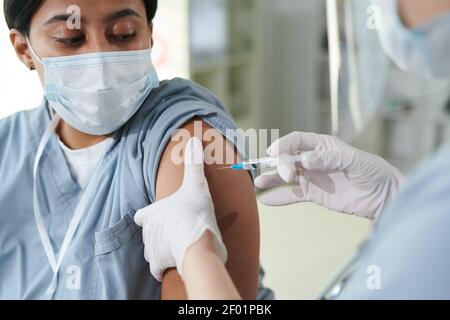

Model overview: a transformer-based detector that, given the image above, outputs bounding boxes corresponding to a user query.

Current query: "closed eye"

[53,36,85,47]
[112,32,137,42]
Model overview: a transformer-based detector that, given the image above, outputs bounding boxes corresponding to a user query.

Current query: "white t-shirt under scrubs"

[58,138,113,189]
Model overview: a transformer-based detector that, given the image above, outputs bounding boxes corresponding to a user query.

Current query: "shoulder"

[135,78,230,124]
[0,107,45,146]
[153,78,225,106]
[155,118,242,199]
[123,79,253,207]
[380,145,450,226]
[127,78,234,147]
[0,106,46,169]
[128,79,242,202]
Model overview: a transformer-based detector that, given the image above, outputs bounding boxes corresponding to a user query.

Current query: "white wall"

[258,0,326,135]
[0,1,43,118]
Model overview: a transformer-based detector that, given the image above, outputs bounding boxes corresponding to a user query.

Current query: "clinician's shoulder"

[378,144,450,227]
[337,145,450,299]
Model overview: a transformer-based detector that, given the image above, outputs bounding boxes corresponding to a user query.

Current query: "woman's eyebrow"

[43,9,142,26]
[105,8,142,22]
[44,14,85,26]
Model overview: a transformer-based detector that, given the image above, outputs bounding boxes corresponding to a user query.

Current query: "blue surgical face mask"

[27,39,159,135]
[374,0,450,79]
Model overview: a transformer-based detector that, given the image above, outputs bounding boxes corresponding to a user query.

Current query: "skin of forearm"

[182,232,242,300]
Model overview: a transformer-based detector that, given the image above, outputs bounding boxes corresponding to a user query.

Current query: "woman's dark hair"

[3,0,158,35]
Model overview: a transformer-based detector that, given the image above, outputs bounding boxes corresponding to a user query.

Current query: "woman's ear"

[10,29,35,70]
[149,22,154,48]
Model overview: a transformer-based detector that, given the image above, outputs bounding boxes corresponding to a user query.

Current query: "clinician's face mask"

[374,0,450,79]
[27,39,159,135]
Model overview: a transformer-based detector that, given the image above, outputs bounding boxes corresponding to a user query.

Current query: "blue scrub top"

[336,143,450,299]
[0,78,274,300]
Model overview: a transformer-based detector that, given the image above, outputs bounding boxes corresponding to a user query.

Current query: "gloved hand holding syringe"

[223,155,309,215]
[252,132,405,220]
[222,154,305,171]
[224,132,405,221]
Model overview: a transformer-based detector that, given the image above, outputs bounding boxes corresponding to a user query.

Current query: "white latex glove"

[134,137,228,281]
[255,132,406,220]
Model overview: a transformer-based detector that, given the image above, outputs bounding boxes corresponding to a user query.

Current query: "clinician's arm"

[156,119,260,300]
[183,232,241,300]
[336,149,450,299]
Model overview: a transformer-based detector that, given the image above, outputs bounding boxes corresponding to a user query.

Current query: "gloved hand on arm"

[255,132,406,220]
[134,137,227,282]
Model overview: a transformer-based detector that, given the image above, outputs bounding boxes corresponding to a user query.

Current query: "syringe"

[224,154,304,171]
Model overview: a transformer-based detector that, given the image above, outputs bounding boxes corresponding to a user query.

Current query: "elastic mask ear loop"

[26,37,56,118]
[26,37,43,65]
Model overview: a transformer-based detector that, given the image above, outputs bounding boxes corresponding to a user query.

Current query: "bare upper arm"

[155,119,260,300]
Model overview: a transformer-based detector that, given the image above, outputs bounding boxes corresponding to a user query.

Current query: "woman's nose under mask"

[27,38,160,136]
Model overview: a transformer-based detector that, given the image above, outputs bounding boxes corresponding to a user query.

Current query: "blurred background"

[1,0,450,299]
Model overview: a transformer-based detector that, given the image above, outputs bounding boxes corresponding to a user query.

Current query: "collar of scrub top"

[32,110,113,299]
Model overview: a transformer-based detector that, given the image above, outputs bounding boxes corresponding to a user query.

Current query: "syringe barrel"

[238,154,304,171]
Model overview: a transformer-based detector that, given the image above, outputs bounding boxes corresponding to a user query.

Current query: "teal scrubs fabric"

[0,78,274,300]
